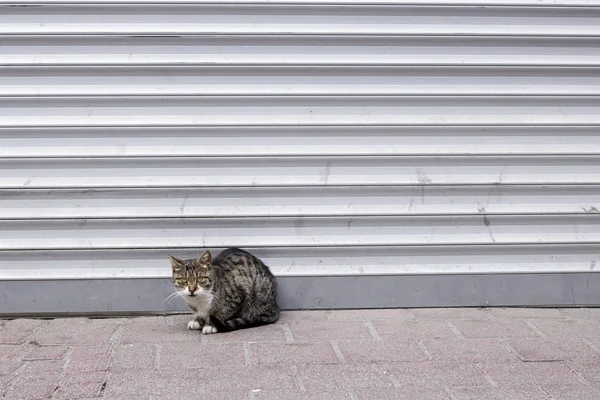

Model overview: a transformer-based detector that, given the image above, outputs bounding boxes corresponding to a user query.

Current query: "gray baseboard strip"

[2,273,600,317]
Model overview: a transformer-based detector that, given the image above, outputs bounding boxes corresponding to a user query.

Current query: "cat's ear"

[197,250,212,265]
[168,255,185,271]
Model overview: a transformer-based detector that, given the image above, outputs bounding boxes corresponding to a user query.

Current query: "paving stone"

[505,338,600,364]
[411,308,491,319]
[201,323,287,344]
[451,386,551,400]
[54,371,106,400]
[105,370,199,398]
[205,390,256,400]
[526,319,600,339]
[479,361,582,387]
[112,343,156,370]
[31,318,120,345]
[450,319,540,339]
[422,339,517,363]
[388,361,488,388]
[67,345,111,372]
[352,387,450,400]
[561,308,600,321]
[542,384,600,400]
[287,320,373,341]
[2,376,59,400]
[0,345,23,375]
[22,345,69,361]
[0,344,24,361]
[159,342,246,369]
[489,308,567,319]
[200,365,297,393]
[250,342,340,365]
[297,364,395,390]
[335,340,429,363]
[0,319,45,344]
[0,360,22,376]
[278,311,332,323]
[371,319,456,340]
[2,360,63,399]
[121,316,201,344]
[327,309,414,321]
[254,389,351,400]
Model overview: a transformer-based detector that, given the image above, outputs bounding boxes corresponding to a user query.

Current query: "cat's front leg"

[201,315,218,334]
[187,315,205,330]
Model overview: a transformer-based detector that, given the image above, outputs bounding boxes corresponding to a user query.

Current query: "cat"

[168,247,280,334]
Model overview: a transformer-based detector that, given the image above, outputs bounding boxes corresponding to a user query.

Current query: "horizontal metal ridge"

[1,2,599,37]
[2,35,599,67]
[2,244,600,279]
[1,95,599,127]
[1,185,598,220]
[2,155,600,189]
[1,1,599,6]
[1,215,599,251]
[3,126,599,158]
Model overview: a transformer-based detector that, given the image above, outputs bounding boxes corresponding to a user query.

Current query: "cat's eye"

[179,279,187,284]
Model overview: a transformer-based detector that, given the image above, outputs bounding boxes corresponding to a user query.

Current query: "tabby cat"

[168,247,280,334]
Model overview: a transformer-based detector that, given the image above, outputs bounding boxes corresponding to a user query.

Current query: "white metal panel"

[3,37,600,67]
[2,215,600,250]
[2,126,600,157]
[0,0,599,285]
[1,245,599,280]
[1,186,598,219]
[2,156,600,188]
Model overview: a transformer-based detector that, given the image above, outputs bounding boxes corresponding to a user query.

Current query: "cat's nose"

[188,286,197,295]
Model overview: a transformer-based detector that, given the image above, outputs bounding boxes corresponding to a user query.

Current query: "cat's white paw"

[187,320,201,330]
[202,325,218,335]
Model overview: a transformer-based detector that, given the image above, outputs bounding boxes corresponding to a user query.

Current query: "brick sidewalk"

[1,308,600,399]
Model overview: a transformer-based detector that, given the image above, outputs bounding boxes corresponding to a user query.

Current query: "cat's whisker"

[161,290,183,304]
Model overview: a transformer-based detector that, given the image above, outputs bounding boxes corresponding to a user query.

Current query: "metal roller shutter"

[1,0,600,314]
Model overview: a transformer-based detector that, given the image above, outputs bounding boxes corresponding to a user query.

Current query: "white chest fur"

[184,292,214,319]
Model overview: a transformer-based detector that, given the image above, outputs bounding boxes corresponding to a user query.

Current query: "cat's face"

[169,251,213,297]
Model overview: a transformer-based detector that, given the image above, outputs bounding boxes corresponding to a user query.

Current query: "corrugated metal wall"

[1,1,600,311]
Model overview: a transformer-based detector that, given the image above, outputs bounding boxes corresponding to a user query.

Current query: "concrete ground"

[1,308,600,400]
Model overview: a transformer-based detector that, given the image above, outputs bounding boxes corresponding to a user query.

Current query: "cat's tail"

[210,313,279,332]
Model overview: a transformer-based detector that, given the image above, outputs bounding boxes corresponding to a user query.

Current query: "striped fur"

[170,248,280,333]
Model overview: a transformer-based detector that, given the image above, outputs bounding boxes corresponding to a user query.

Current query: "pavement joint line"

[329,340,346,364]
[446,320,465,340]
[387,370,402,388]
[483,371,498,387]
[154,344,162,369]
[107,319,127,370]
[289,365,306,391]
[498,339,524,361]
[416,340,433,361]
[581,338,600,355]
[445,386,459,400]
[363,320,381,341]
[562,361,589,385]
[523,319,549,339]
[51,346,74,400]
[540,385,556,400]
[243,341,252,366]
[280,323,295,342]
